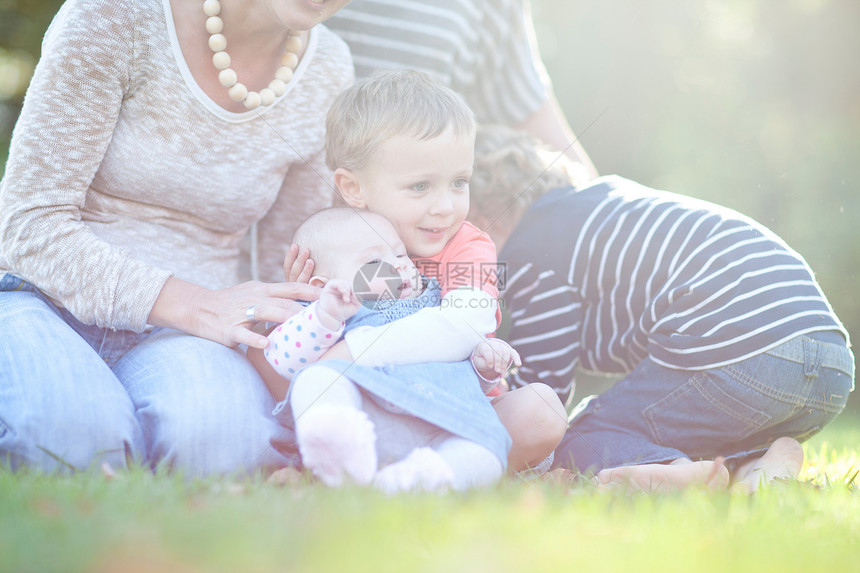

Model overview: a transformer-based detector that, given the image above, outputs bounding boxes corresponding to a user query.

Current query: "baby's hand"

[317,279,361,328]
[471,338,521,391]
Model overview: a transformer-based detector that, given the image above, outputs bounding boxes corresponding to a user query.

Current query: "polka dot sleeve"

[263,301,345,380]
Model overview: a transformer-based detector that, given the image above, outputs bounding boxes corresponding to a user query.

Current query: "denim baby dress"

[275,279,512,468]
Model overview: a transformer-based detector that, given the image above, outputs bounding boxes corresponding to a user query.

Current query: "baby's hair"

[292,207,385,276]
[325,69,476,172]
[469,124,575,226]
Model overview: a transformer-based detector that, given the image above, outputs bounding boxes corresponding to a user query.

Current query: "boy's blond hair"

[469,124,576,227]
[325,69,476,172]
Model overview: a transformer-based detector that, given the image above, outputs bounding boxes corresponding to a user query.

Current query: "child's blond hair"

[469,124,576,227]
[325,69,476,172]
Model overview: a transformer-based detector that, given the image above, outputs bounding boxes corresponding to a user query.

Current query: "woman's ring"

[245,305,258,322]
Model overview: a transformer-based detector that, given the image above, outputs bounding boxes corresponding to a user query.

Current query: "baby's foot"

[295,405,377,487]
[732,436,804,494]
[595,458,730,493]
[373,447,455,494]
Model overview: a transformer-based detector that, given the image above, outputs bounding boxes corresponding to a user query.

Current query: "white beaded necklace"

[202,0,302,110]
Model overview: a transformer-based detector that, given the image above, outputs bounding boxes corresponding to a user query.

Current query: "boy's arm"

[343,287,497,366]
[345,223,502,366]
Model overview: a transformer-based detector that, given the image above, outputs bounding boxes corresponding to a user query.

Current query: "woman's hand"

[283,243,315,283]
[148,277,321,349]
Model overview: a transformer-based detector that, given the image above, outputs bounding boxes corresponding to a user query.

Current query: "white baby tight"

[289,365,502,492]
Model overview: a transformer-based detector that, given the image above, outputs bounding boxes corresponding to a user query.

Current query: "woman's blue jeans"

[0,274,297,476]
[553,330,855,474]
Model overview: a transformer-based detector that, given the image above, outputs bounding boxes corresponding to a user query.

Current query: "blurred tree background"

[1,1,858,412]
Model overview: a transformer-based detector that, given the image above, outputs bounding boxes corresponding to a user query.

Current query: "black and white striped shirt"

[500,177,847,403]
[325,0,548,123]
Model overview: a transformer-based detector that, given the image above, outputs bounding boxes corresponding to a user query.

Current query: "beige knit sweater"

[0,0,353,332]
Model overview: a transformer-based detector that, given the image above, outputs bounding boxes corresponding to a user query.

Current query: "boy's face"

[325,214,422,300]
[347,128,475,259]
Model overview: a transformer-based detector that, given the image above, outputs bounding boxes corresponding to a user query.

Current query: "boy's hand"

[283,243,315,283]
[471,338,521,387]
[317,279,361,328]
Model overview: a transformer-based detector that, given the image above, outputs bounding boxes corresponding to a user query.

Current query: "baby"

[262,207,518,493]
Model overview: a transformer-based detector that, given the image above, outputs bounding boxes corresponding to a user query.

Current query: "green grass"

[2,418,858,573]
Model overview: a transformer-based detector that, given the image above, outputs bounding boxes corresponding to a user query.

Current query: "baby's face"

[325,214,422,300]
[351,127,475,259]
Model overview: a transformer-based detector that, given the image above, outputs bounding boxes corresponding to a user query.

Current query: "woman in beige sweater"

[0,0,352,476]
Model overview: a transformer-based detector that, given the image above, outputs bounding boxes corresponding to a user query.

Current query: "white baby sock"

[295,404,378,487]
[290,366,378,487]
[436,437,504,491]
[373,447,455,494]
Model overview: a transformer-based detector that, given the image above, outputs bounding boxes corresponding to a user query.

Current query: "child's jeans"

[553,330,855,474]
[0,274,297,475]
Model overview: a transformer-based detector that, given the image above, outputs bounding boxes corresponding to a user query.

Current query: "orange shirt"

[413,221,501,327]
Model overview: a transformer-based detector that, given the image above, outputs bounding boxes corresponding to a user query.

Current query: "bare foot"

[731,437,804,494]
[267,467,304,486]
[541,468,579,487]
[595,458,730,493]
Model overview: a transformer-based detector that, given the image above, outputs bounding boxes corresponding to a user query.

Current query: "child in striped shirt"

[468,125,854,492]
